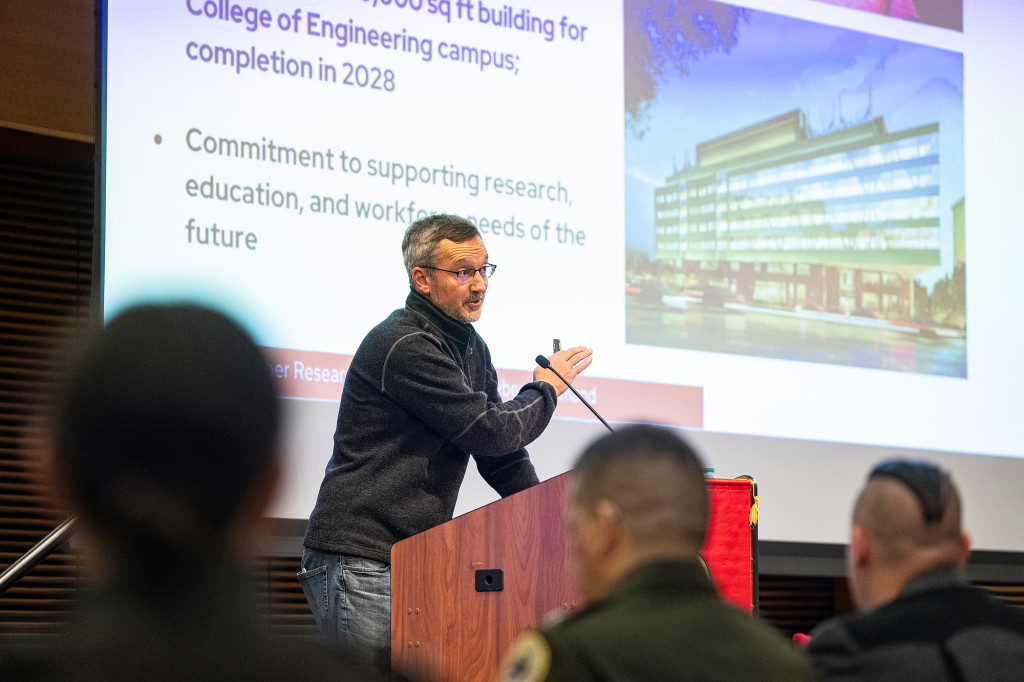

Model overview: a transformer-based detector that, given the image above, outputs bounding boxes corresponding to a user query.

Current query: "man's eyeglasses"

[420,264,497,283]
[869,459,944,524]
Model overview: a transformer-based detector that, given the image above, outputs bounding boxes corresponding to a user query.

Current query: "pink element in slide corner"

[824,0,918,20]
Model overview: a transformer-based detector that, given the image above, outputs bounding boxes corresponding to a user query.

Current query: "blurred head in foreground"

[569,423,708,603]
[51,303,280,575]
[846,458,969,611]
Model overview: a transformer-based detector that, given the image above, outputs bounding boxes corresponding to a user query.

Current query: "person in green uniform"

[497,424,814,682]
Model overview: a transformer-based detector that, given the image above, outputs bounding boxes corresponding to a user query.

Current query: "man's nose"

[470,271,487,291]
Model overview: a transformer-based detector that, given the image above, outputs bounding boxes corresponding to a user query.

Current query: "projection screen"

[99,0,1024,552]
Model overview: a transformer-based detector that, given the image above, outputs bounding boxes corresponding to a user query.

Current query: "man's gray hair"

[402,214,480,285]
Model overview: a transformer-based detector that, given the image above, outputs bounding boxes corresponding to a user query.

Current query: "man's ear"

[957,532,971,567]
[411,267,431,296]
[228,454,282,552]
[592,499,622,556]
[244,454,282,522]
[849,524,870,569]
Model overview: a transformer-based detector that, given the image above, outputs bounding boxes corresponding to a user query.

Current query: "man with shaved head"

[807,459,1024,680]
[498,424,814,681]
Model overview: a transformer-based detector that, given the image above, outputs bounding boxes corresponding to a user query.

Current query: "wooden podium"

[391,473,757,681]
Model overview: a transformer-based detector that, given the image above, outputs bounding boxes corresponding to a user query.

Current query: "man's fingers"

[543,346,593,390]
[565,352,598,378]
[556,346,592,367]
[565,356,593,380]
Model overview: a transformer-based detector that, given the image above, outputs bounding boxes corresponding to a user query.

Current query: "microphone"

[535,355,613,433]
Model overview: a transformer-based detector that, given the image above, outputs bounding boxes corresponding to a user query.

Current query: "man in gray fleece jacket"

[299,214,593,668]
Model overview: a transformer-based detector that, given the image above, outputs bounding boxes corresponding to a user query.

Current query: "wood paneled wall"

[0,0,95,140]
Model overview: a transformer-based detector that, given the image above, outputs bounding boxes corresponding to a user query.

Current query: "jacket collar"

[898,564,965,599]
[406,289,475,346]
[604,559,717,605]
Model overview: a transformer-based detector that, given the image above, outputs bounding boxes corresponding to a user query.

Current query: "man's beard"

[435,293,484,323]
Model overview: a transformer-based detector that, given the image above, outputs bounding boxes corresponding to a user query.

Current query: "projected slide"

[624,1,965,377]
[102,1,653,415]
[102,0,1023,509]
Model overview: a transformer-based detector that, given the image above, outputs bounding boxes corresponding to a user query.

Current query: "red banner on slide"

[264,347,703,429]
[265,347,354,401]
[492,368,703,429]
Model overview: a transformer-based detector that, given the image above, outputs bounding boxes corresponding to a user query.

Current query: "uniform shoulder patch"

[497,631,552,682]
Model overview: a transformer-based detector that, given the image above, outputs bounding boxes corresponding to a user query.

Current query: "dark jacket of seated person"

[809,565,1024,681]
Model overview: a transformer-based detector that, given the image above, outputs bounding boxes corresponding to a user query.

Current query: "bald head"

[847,459,969,610]
[572,425,708,558]
[853,461,963,566]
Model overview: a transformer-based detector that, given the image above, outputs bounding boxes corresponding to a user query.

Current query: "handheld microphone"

[535,355,613,433]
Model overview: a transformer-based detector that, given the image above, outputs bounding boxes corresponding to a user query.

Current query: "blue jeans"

[298,548,391,665]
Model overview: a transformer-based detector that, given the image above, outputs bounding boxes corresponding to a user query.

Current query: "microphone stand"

[535,355,613,433]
